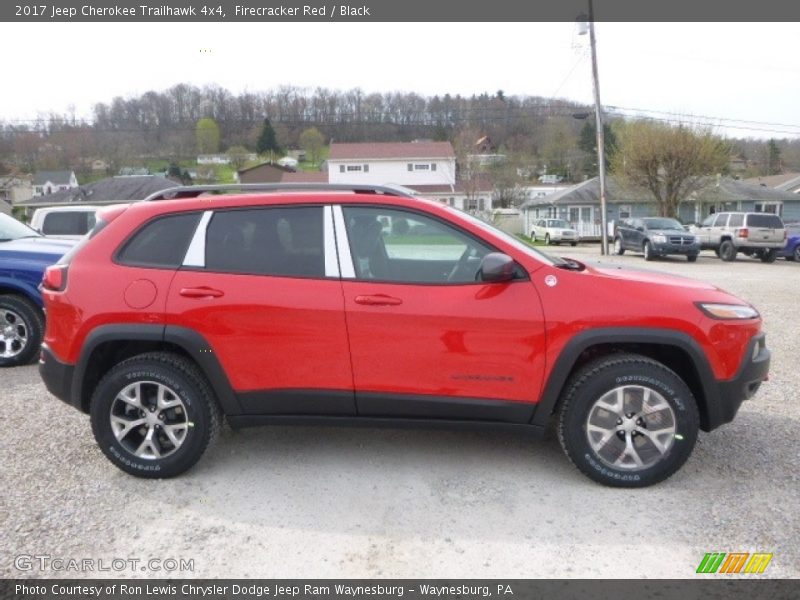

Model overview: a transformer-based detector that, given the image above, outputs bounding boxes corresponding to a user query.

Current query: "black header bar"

[3,0,800,22]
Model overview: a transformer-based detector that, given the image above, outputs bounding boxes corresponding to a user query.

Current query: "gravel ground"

[1,246,798,579]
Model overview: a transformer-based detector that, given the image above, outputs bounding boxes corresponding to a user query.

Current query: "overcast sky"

[2,22,798,139]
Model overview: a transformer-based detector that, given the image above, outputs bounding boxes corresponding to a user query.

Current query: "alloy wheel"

[109,381,189,459]
[0,309,28,359]
[585,385,677,471]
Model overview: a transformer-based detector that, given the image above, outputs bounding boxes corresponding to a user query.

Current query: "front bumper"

[651,241,700,256]
[39,344,80,412]
[703,333,770,431]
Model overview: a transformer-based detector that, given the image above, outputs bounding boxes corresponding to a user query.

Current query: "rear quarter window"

[116,212,201,268]
[747,214,784,228]
[42,211,94,236]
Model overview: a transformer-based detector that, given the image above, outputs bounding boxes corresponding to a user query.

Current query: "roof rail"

[141,183,420,203]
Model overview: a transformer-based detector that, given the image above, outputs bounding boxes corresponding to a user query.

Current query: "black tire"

[791,246,800,262]
[643,240,655,261]
[719,240,737,262]
[613,237,625,255]
[545,234,551,245]
[759,248,777,263]
[687,254,698,263]
[557,353,699,488]
[570,242,577,247]
[90,352,221,478]
[531,232,537,242]
[0,295,44,368]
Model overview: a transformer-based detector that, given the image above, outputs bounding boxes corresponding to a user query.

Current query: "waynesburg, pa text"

[15,584,514,598]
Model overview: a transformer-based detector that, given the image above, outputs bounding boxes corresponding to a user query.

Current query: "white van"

[30,206,99,239]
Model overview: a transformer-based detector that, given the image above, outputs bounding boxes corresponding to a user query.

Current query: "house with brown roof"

[235,162,296,184]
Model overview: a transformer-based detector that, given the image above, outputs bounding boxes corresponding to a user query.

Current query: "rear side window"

[117,213,201,268]
[728,214,744,227]
[714,213,729,226]
[42,212,95,236]
[747,214,784,228]
[204,206,324,278]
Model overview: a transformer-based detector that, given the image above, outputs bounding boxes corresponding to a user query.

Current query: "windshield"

[644,218,684,230]
[0,213,41,241]
[547,219,570,229]
[444,206,562,266]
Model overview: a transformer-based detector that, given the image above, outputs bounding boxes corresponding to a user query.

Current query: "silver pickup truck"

[695,212,786,262]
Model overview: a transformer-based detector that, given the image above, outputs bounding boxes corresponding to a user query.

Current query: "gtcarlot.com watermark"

[14,554,194,573]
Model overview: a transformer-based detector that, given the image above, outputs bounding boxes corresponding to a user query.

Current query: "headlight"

[651,234,667,243]
[696,303,759,320]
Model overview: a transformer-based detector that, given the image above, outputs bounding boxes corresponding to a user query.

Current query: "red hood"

[589,263,718,290]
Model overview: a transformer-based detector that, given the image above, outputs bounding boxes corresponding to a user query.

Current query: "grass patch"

[516,234,547,247]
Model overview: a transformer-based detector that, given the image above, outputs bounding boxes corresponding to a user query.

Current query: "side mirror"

[479,252,516,283]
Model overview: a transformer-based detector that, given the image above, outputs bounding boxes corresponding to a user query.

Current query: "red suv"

[39,184,770,487]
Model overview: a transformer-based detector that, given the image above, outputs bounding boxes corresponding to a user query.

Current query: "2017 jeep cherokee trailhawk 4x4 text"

[39,184,771,487]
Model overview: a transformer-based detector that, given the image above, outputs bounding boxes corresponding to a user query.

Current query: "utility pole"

[587,0,609,254]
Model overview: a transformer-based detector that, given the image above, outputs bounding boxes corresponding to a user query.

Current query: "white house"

[324,141,493,213]
[33,171,78,197]
[328,141,457,186]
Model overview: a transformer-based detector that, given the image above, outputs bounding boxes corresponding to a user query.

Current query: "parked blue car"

[778,226,800,262]
[0,213,76,367]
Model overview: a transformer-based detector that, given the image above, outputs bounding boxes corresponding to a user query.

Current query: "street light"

[578,0,609,255]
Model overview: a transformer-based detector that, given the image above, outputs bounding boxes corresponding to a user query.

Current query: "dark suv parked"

[39,184,770,487]
[613,217,700,262]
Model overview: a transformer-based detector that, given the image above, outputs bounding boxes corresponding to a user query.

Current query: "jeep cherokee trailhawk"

[39,184,771,487]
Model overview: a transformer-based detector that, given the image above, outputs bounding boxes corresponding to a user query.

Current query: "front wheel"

[557,354,699,487]
[0,295,43,368]
[570,242,577,247]
[687,254,698,263]
[531,232,537,242]
[545,234,551,245]
[90,352,221,478]
[643,241,655,261]
[613,237,625,255]
[792,245,800,262]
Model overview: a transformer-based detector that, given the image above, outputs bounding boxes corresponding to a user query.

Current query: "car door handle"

[179,286,224,299]
[354,294,403,306]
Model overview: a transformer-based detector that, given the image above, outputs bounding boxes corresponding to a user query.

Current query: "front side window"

[728,214,744,227]
[204,206,324,278]
[342,206,493,284]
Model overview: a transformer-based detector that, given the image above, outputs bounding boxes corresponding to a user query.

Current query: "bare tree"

[611,121,730,218]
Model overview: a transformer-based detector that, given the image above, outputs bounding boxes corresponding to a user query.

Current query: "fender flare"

[530,327,720,429]
[71,324,241,415]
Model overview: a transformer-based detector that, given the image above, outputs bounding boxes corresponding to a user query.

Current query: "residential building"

[16,175,178,218]
[235,163,296,184]
[32,170,78,197]
[742,172,800,195]
[521,176,800,239]
[0,176,34,205]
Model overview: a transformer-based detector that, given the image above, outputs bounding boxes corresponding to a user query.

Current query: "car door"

[166,205,355,415]
[335,204,546,422]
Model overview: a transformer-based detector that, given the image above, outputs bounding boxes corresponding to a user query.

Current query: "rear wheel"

[0,295,43,368]
[570,242,577,247]
[792,246,800,262]
[613,237,625,255]
[687,254,698,263]
[719,240,737,261]
[545,234,552,245]
[90,352,221,478]
[531,231,537,242]
[557,354,699,487]
[759,248,777,263]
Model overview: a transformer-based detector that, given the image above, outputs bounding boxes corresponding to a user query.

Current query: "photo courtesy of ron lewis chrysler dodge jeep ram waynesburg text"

[38,184,771,487]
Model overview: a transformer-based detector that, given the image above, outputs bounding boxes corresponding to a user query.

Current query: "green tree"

[611,121,730,218]
[579,121,617,177]
[299,127,325,166]
[226,145,251,171]
[767,139,782,175]
[256,118,279,155]
[195,118,220,154]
